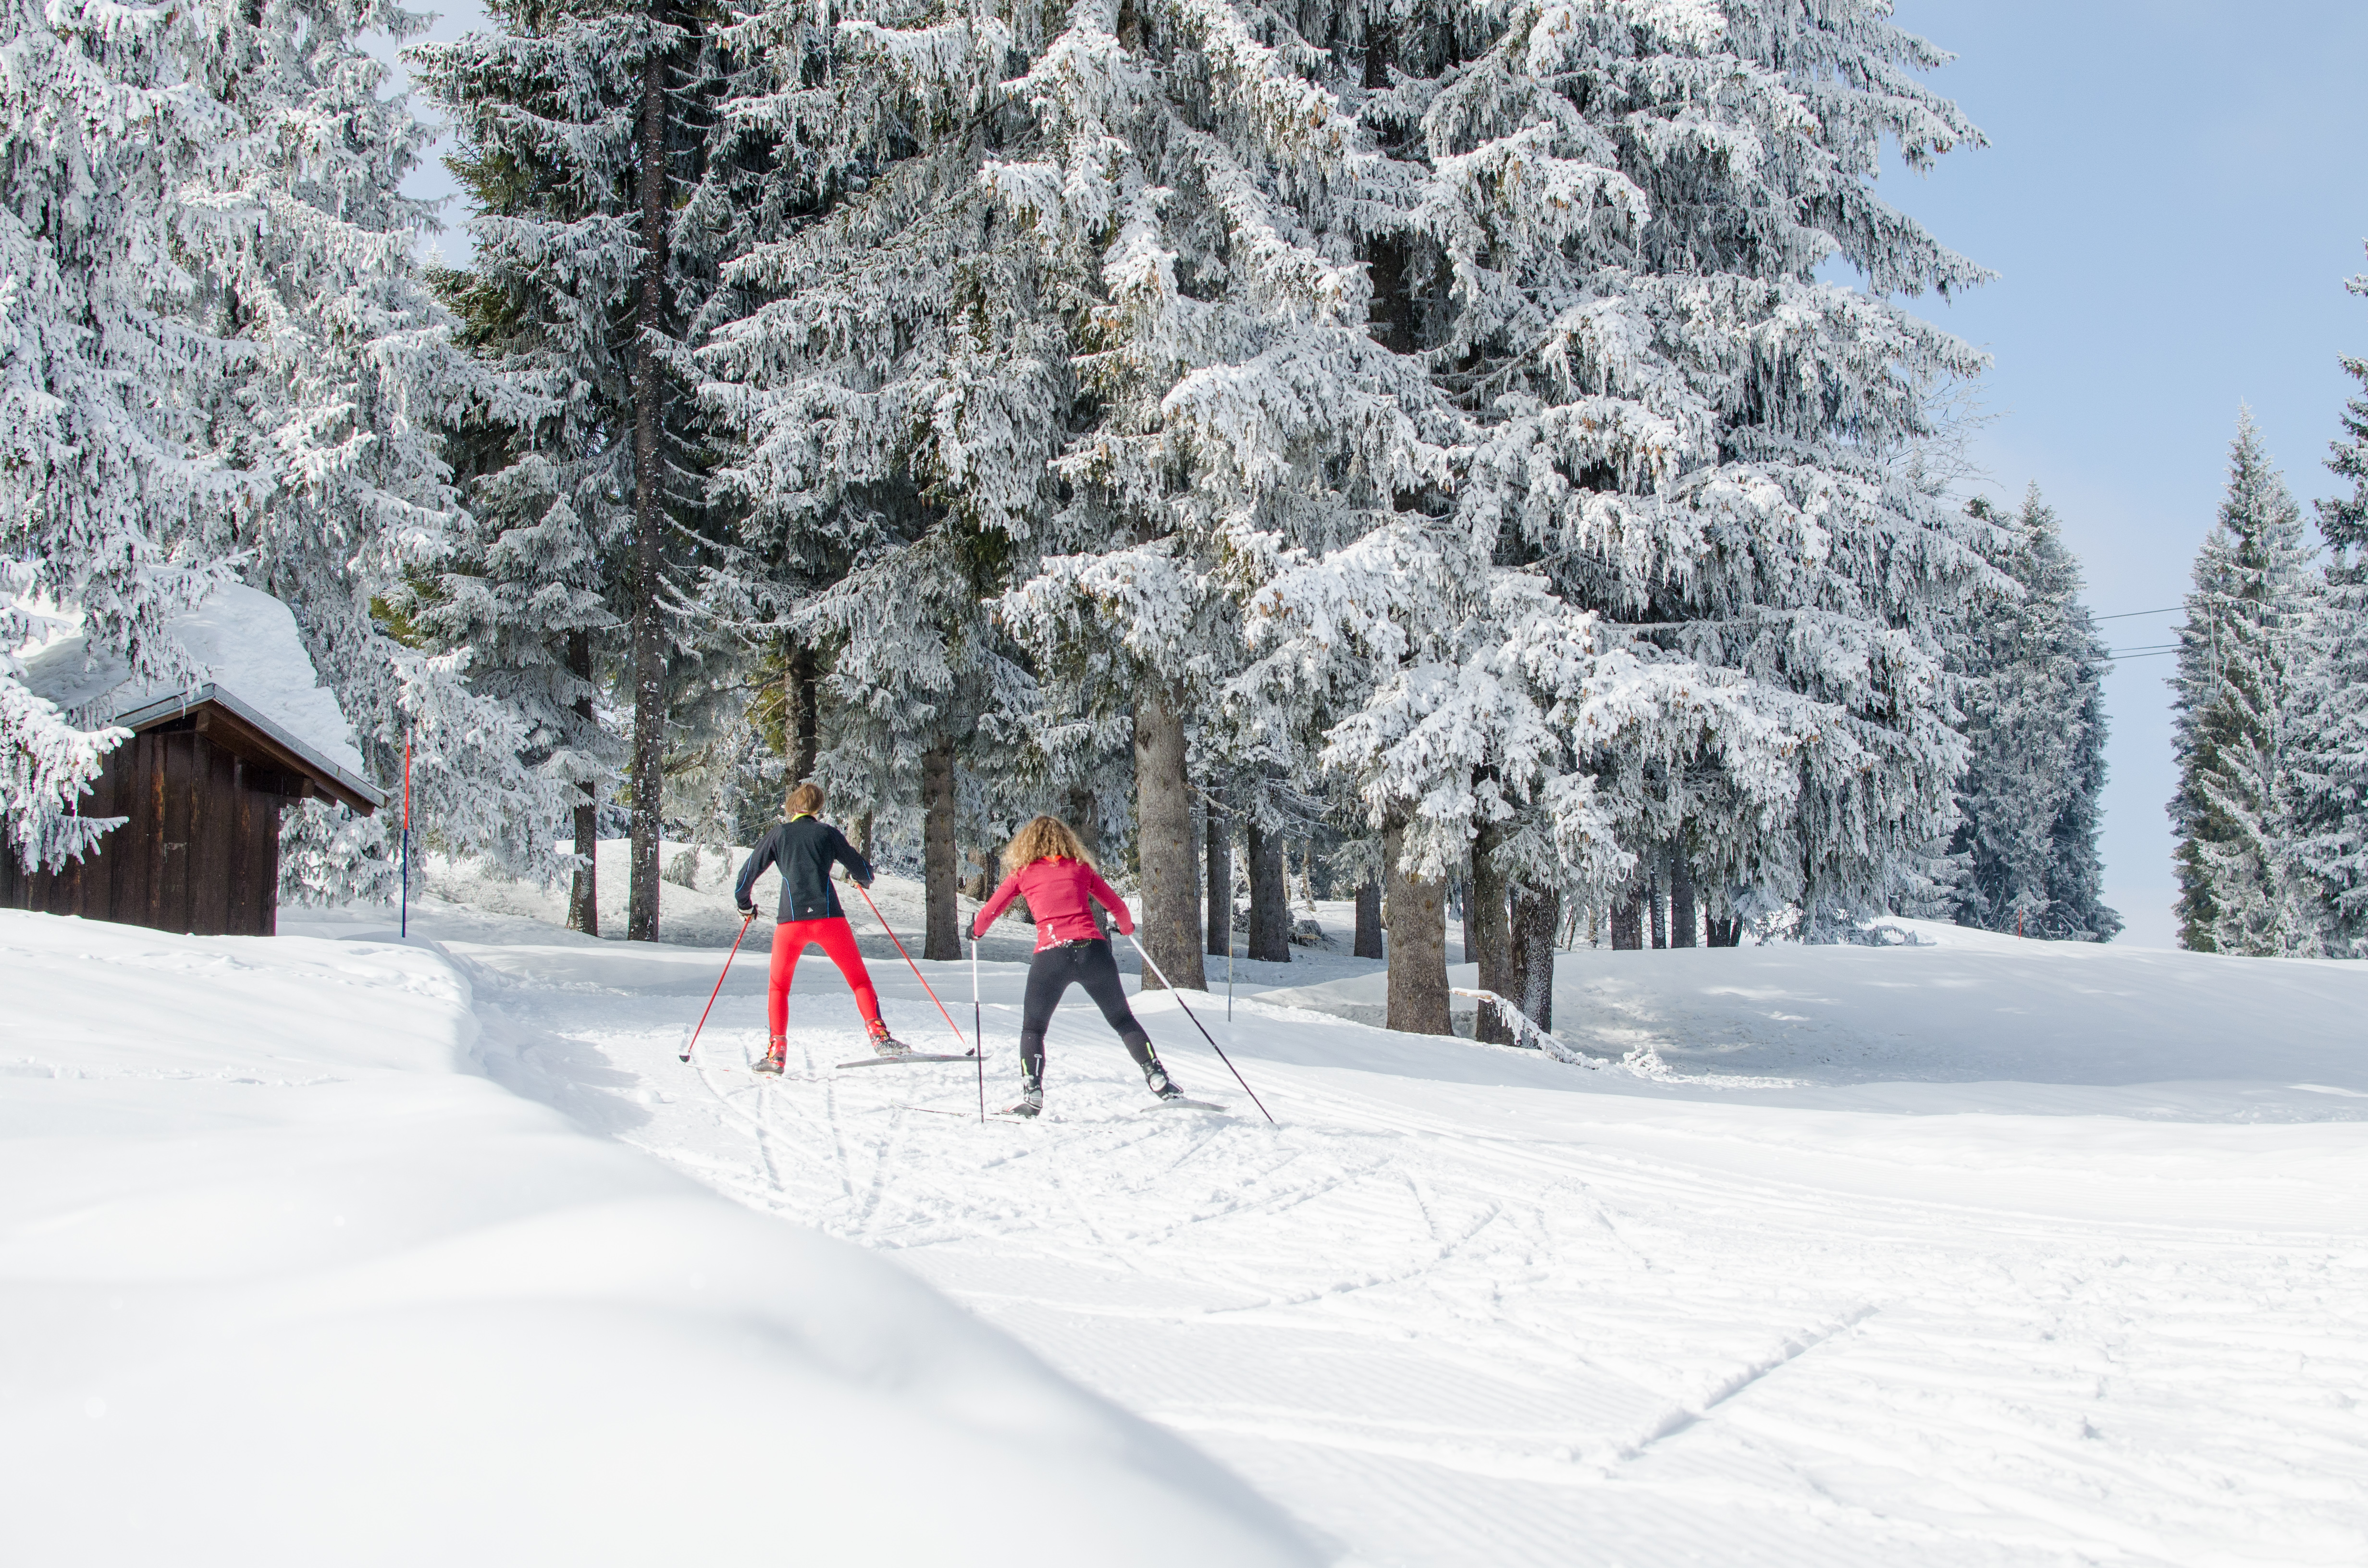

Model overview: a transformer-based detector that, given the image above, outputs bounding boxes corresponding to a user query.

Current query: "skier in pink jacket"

[973,814,1182,1117]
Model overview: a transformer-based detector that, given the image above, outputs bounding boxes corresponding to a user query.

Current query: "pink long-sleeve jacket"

[972,857,1135,950]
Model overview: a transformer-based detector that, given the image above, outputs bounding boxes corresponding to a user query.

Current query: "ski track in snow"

[440,930,2368,1568]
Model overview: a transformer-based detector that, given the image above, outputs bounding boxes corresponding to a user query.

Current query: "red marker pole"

[400,733,413,940]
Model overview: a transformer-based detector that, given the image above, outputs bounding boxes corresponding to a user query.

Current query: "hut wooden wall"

[0,727,284,936]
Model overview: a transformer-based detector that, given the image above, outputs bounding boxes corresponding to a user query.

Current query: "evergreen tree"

[2286,259,2368,956]
[1948,488,2119,940]
[695,0,1065,956]
[2170,412,2317,956]
[988,0,1443,993]
[412,0,748,941]
[204,0,574,902]
[2,0,552,895]
[1244,0,1998,1037]
[0,0,250,866]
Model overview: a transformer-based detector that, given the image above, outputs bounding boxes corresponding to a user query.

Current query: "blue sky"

[389,2,2368,945]
[1868,0,2368,944]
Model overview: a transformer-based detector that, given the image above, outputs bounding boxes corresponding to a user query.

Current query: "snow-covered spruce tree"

[412,0,751,941]
[1948,488,2119,940]
[193,0,581,904]
[1424,0,1995,944]
[1243,0,1996,1036]
[2286,262,2368,956]
[696,0,1067,957]
[411,264,621,928]
[990,0,1453,993]
[2170,412,2318,956]
[0,0,250,867]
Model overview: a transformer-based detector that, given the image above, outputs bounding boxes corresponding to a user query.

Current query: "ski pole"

[851,881,974,1055]
[971,934,985,1124]
[1125,931,1274,1124]
[681,912,755,1063]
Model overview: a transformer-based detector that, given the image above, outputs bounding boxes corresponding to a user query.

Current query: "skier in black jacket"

[734,783,907,1072]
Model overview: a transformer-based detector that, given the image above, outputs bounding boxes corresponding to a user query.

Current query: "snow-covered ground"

[0,909,1316,1566]
[7,865,2364,1565]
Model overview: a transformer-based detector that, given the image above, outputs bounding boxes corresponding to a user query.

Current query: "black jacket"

[735,816,873,922]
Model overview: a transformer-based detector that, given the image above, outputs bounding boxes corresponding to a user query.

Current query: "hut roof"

[21,587,385,815]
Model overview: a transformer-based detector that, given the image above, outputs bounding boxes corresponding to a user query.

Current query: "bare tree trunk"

[1706,912,1740,947]
[1247,814,1290,962]
[853,812,873,860]
[787,643,819,783]
[566,629,599,936]
[1133,690,1205,990]
[1382,818,1449,1034]
[1670,849,1697,948]
[1468,818,1512,1043]
[625,37,670,945]
[1354,877,1383,958]
[1204,785,1231,956]
[1610,884,1644,950]
[922,740,958,960]
[1649,856,1666,949]
[1508,887,1560,1032]
[1065,783,1100,859]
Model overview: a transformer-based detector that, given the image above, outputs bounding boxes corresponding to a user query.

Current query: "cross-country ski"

[835,1052,980,1070]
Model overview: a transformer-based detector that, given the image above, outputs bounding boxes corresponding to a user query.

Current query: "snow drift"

[0,910,1317,1566]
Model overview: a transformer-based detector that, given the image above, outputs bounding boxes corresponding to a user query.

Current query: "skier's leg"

[1073,940,1159,1068]
[1016,946,1075,1091]
[761,921,803,1073]
[811,916,885,1028]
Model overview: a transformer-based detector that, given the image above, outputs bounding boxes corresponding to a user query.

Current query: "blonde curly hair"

[1002,814,1091,875]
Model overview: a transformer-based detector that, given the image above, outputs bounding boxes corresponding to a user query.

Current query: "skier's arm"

[733,832,777,916]
[972,872,1023,938]
[1081,866,1135,936]
[832,829,875,888]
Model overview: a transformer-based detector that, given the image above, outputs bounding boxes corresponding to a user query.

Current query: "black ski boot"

[1143,1059,1184,1101]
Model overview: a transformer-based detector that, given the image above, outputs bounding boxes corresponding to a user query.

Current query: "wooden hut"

[2,594,384,937]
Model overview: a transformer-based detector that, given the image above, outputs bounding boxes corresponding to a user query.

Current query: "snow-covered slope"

[286,886,2366,1568]
[13,886,2366,1566]
[0,910,1317,1566]
[1258,917,2368,1113]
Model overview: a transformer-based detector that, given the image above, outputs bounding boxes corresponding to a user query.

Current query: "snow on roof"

[19,584,371,782]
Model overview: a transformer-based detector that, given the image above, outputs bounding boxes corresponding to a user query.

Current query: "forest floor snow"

[274,865,2368,1568]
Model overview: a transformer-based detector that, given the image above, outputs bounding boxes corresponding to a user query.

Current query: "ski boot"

[1004,1069,1044,1118]
[755,1037,787,1075]
[867,1019,913,1058]
[1142,1059,1184,1102]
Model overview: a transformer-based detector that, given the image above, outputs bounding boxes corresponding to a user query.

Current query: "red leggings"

[768,917,882,1039]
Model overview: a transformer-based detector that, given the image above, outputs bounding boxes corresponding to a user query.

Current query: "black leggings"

[1019,939,1155,1084]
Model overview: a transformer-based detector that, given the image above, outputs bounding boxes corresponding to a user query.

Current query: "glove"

[737,904,756,919]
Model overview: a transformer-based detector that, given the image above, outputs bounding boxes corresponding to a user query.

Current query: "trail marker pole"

[1125,932,1274,1124]
[851,882,973,1055]
[971,936,985,1124]
[400,733,412,940]
[682,912,755,1063]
